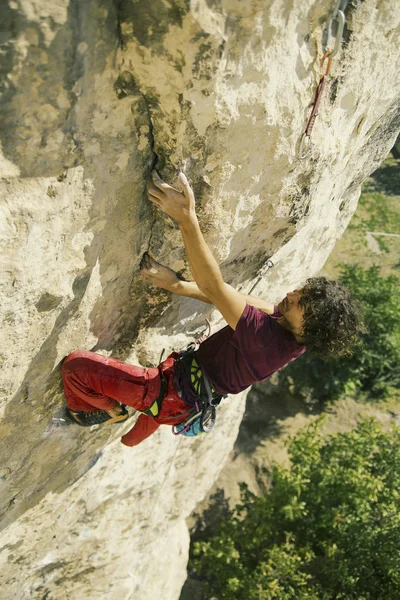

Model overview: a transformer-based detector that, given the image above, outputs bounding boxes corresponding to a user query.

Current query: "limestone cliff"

[0,1,399,598]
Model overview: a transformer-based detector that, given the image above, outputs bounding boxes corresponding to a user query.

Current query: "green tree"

[190,419,400,599]
[281,264,400,402]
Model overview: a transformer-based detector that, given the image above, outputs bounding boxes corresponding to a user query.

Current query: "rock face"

[0,0,399,598]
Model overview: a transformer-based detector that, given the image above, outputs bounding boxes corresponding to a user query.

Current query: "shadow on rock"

[233,378,324,456]
[364,155,400,196]
[0,269,122,533]
[180,488,232,600]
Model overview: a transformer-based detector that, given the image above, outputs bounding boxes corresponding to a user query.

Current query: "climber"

[62,171,364,446]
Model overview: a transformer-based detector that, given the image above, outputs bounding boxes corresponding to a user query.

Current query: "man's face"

[277,288,306,339]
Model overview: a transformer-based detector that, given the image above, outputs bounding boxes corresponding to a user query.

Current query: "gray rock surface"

[0,0,399,598]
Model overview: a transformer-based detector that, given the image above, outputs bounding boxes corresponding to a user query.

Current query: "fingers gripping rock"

[140,252,157,272]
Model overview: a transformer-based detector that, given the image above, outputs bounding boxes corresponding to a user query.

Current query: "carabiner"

[328,10,345,58]
[299,133,312,159]
[323,9,345,56]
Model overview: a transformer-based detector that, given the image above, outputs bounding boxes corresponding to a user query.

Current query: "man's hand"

[140,252,182,291]
[147,171,196,224]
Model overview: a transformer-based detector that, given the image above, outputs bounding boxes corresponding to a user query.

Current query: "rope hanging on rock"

[299,0,349,159]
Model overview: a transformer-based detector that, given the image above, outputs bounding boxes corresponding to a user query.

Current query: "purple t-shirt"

[193,304,306,395]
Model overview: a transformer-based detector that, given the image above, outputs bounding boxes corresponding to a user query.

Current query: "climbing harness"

[248,259,274,294]
[299,0,349,159]
[172,345,224,437]
[171,319,225,437]
[142,319,222,435]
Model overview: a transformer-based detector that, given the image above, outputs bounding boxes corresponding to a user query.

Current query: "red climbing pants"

[62,350,161,413]
[61,350,190,446]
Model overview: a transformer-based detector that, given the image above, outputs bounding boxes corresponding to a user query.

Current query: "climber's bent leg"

[61,350,161,413]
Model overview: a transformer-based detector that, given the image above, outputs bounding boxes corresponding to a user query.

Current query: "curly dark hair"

[299,277,366,359]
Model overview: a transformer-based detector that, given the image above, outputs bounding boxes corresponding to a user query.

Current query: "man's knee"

[61,350,87,376]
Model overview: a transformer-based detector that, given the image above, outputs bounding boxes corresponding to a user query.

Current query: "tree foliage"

[281,264,400,401]
[189,419,400,599]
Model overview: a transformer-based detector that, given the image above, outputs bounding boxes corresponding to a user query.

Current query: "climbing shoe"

[66,405,129,427]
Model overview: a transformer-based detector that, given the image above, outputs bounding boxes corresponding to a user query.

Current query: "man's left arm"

[140,254,274,314]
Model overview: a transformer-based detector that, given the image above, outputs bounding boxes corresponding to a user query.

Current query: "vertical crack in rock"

[342,0,361,46]
[63,0,86,168]
[0,2,24,104]
[112,66,168,345]
[114,68,160,254]
[146,101,160,253]
[114,0,124,50]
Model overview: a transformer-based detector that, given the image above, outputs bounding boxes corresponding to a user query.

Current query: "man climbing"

[62,172,364,446]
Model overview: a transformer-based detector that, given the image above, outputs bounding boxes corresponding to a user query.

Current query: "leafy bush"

[281,264,400,402]
[189,419,400,599]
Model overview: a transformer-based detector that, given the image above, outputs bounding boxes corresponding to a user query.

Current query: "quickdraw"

[151,320,222,436]
[299,0,349,159]
[171,320,226,437]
